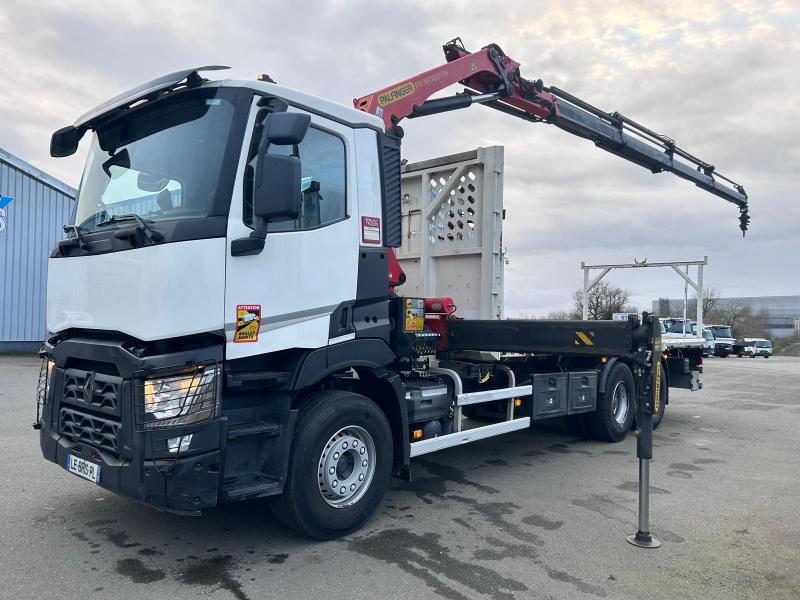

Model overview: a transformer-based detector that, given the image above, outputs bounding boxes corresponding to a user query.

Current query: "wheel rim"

[317,425,376,509]
[610,381,630,425]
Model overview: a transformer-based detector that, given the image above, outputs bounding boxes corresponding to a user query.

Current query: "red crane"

[354,39,749,285]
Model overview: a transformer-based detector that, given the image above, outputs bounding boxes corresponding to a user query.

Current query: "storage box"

[568,371,597,414]
[532,373,568,419]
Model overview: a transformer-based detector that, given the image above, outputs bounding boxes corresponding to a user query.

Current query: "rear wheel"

[590,363,635,442]
[269,390,392,539]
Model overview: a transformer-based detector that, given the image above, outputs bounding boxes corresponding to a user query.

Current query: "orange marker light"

[412,429,423,440]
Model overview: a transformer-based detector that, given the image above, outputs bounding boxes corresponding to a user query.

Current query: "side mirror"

[253,153,301,222]
[51,125,85,158]
[230,112,310,257]
[263,112,310,145]
[252,112,310,222]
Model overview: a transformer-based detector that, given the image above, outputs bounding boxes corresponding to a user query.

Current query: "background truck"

[36,39,748,539]
[706,324,736,357]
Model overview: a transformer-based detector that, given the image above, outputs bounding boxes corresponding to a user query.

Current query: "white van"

[737,338,772,358]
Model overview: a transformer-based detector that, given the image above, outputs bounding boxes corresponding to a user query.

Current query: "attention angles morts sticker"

[234,304,261,343]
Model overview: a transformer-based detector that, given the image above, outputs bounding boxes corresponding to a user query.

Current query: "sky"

[1,0,798,316]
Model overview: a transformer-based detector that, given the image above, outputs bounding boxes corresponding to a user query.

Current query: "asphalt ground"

[1,354,798,600]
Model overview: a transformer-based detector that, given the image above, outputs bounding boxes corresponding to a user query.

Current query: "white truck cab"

[706,324,735,357]
[48,77,392,354]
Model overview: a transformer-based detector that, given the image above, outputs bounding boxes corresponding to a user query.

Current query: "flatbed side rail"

[446,319,636,356]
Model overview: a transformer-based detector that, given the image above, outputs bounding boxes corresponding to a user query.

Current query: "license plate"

[66,454,101,484]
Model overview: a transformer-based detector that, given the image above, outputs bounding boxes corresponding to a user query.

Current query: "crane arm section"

[354,38,749,234]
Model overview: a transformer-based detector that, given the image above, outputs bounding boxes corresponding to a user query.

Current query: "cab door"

[224,99,359,360]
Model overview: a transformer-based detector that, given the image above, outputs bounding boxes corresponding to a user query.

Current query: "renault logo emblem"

[83,372,94,402]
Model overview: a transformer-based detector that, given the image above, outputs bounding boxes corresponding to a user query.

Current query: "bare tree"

[732,307,769,338]
[706,299,765,336]
[687,286,720,319]
[703,287,720,316]
[573,281,631,320]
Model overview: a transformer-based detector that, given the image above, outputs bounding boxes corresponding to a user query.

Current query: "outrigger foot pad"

[626,531,662,548]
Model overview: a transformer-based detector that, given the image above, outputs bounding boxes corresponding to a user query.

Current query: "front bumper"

[714,344,733,355]
[40,420,222,513]
[38,336,225,513]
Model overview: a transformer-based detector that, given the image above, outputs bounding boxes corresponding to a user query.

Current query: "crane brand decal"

[378,82,416,107]
[361,216,381,244]
[233,305,261,343]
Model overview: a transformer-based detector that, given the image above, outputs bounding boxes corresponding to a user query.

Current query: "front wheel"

[269,390,393,539]
[590,363,635,442]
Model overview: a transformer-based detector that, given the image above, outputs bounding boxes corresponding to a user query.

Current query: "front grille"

[59,407,121,455]
[62,369,122,416]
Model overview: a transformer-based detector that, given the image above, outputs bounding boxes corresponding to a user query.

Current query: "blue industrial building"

[0,147,76,352]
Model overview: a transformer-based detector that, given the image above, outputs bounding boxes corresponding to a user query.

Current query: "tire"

[652,364,667,430]
[737,354,743,358]
[589,363,636,442]
[269,390,393,539]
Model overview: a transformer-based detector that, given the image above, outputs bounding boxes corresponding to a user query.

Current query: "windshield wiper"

[98,213,163,243]
[62,224,91,249]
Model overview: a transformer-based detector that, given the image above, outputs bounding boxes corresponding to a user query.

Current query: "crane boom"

[354,38,750,234]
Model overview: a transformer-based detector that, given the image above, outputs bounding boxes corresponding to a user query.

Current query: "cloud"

[0,0,796,316]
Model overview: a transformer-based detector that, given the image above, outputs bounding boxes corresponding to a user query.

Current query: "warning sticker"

[233,305,261,343]
[404,298,425,332]
[361,216,381,244]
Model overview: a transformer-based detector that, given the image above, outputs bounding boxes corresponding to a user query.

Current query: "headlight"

[142,365,219,429]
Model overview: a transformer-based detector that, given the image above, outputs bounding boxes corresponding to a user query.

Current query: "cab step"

[226,421,281,440]
[222,475,282,501]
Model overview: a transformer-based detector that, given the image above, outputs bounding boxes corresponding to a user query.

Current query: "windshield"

[666,321,692,334]
[73,88,238,232]
[756,341,771,348]
[703,330,714,341]
[710,326,733,338]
